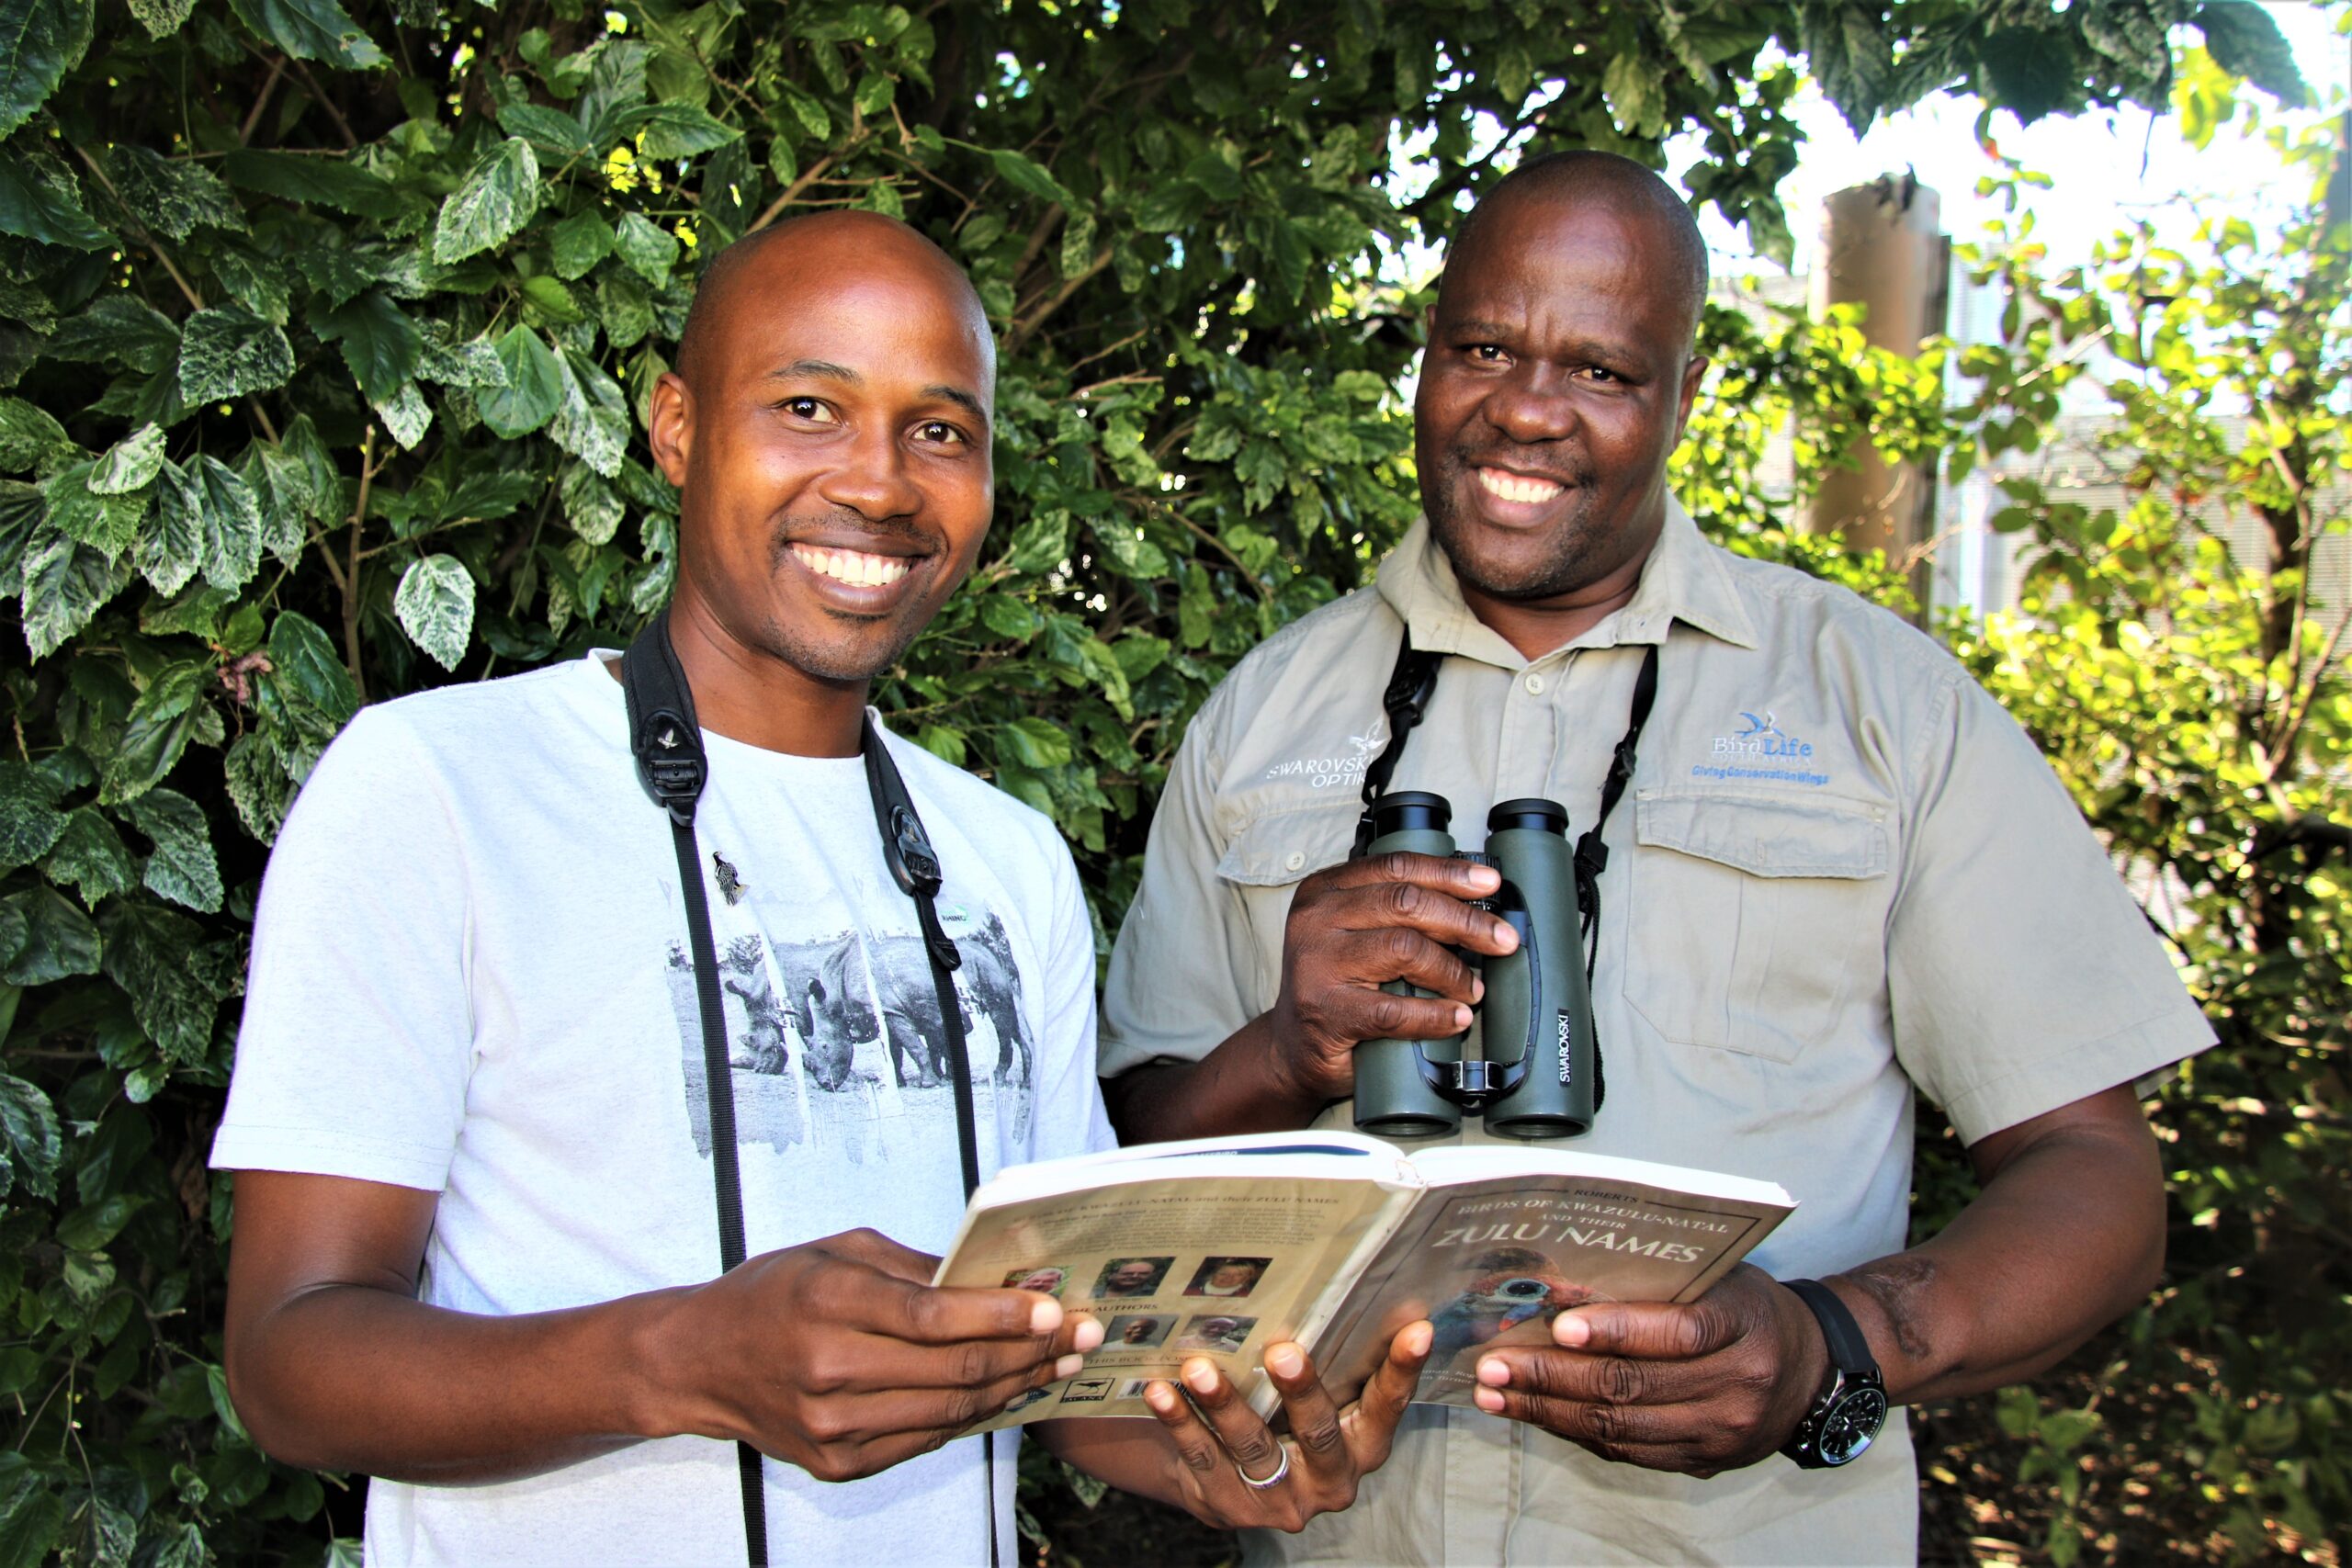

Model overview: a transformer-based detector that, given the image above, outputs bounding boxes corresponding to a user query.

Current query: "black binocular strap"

[1356,624,1660,954]
[862,733,985,1201]
[1572,641,1660,980]
[1353,633,1443,856]
[623,613,997,1568]
[622,617,769,1565]
[858,722,1001,1568]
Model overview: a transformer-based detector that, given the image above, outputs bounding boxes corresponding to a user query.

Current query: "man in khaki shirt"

[1099,152,2213,1564]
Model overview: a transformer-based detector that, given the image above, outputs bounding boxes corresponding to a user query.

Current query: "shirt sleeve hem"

[1939,1010,2217,1146]
[209,1124,452,1192]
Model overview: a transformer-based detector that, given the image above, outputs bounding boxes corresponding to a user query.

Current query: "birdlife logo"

[1691,709,1829,787]
[1263,716,1389,790]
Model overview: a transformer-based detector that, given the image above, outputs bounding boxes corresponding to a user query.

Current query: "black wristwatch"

[1779,1278,1889,1469]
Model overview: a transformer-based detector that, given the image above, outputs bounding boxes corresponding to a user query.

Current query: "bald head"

[646,207,1001,708]
[675,210,994,388]
[1450,152,1707,344]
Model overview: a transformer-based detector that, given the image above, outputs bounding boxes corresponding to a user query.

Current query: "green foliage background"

[0,0,2331,1562]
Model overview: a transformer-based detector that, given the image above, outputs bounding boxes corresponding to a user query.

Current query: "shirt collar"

[1374,495,1759,668]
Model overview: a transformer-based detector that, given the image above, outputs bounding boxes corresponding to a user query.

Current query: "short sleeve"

[1887,674,2214,1144]
[1028,846,1117,1159]
[1098,687,1258,1078]
[210,709,475,1190]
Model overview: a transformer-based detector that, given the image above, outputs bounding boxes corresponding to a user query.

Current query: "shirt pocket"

[1215,802,1363,1009]
[1623,792,1891,1063]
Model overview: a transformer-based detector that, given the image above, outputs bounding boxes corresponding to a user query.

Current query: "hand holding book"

[1464,1261,1831,1476]
[934,1131,1795,1429]
[1085,1320,1434,1531]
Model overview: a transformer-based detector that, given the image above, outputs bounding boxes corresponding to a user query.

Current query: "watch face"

[1817,1387,1890,1465]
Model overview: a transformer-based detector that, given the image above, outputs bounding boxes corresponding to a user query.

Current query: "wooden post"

[1806,175,1949,609]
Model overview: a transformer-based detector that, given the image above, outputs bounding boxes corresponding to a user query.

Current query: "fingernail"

[1474,1387,1505,1414]
[1476,1358,1510,1386]
[1453,1004,1473,1030]
[1056,1352,1085,1379]
[1405,1321,1433,1358]
[1072,1317,1104,1352]
[1145,1382,1176,1413]
[1554,1314,1590,1348]
[1493,919,1518,951]
[1470,976,1485,1003]
[1267,1345,1304,1378]
[1183,1359,1218,1394]
[1029,1299,1064,1335]
[1471,866,1501,890]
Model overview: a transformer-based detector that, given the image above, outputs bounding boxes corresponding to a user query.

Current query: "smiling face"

[1104,1259,1159,1294]
[1414,187,1707,652]
[650,212,996,694]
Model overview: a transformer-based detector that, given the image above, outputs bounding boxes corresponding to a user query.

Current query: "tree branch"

[72,146,206,312]
[1155,499,1268,601]
[1064,327,1148,378]
[239,60,285,146]
[1012,202,1067,283]
[343,427,378,703]
[752,152,842,231]
[1004,246,1112,355]
[284,56,359,150]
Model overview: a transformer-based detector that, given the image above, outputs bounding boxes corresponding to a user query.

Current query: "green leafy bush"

[1919,101,2348,1564]
[0,0,2310,1562]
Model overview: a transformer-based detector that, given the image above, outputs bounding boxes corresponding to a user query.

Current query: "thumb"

[1553,1301,1736,1359]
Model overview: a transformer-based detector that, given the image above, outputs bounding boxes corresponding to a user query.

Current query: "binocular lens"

[1369,790,1452,837]
[1487,797,1569,836]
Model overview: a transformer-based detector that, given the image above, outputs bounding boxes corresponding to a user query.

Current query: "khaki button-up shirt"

[1101,503,2212,1565]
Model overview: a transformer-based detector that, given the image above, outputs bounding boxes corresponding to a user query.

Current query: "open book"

[933,1131,1794,1430]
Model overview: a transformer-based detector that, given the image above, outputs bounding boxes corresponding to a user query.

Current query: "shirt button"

[1284,851,1306,871]
[1524,672,1545,694]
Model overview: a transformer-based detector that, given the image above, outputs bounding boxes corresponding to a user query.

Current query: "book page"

[1309,1168,1793,1408]
[936,1170,1411,1430]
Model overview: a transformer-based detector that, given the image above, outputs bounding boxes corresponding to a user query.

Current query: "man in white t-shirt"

[215,212,1430,1568]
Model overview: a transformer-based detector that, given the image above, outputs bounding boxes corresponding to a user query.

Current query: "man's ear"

[1675,354,1710,441]
[648,371,693,486]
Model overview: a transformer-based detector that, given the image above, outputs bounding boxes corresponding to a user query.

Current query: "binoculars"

[1351,790,1598,1140]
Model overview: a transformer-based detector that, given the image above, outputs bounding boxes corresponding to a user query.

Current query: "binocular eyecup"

[1351,791,1597,1141]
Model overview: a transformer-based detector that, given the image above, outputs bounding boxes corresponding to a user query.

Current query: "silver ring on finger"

[1237,1442,1293,1490]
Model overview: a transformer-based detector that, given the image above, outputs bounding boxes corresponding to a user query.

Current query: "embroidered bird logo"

[1736,711,1785,739]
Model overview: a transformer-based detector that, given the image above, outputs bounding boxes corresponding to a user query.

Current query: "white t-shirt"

[213,652,1115,1568]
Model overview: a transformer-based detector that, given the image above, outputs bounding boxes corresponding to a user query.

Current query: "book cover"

[1309,1154,1795,1406]
[929,1134,1793,1428]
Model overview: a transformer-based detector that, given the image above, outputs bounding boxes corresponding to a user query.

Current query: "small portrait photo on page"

[1002,1265,1071,1297]
[1091,1257,1174,1299]
[1182,1256,1272,1298]
[1174,1314,1256,1354]
[1114,1314,1174,1348]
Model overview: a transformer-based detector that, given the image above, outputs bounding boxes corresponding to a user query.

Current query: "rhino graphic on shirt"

[768,913,1033,1093]
[667,910,1035,1159]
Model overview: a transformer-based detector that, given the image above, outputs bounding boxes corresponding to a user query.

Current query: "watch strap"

[1782,1278,1875,1378]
